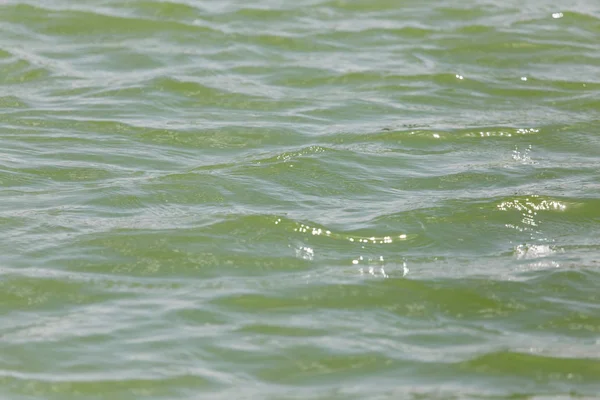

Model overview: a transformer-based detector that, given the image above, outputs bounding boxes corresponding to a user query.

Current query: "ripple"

[2,0,600,398]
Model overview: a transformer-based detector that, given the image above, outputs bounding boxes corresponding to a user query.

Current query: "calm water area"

[1,0,600,398]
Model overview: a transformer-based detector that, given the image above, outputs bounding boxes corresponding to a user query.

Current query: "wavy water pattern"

[1,0,600,398]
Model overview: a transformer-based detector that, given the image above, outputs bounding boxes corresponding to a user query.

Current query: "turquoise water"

[2,0,600,398]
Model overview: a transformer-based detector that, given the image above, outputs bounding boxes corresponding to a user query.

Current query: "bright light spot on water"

[516,128,539,134]
[515,244,554,259]
[357,265,390,278]
[353,255,401,278]
[498,197,566,212]
[456,74,464,80]
[399,234,407,239]
[521,76,527,81]
[433,133,440,139]
[552,12,563,19]
[296,246,314,260]
[512,145,534,164]
[499,197,567,260]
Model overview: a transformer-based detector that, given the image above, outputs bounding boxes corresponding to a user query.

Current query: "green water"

[2,0,600,398]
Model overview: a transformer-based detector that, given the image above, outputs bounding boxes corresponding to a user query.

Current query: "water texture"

[1,0,600,398]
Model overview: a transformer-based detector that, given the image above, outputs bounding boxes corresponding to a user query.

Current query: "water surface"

[1,0,600,398]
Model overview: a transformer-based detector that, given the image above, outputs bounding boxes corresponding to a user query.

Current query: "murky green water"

[2,0,600,398]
